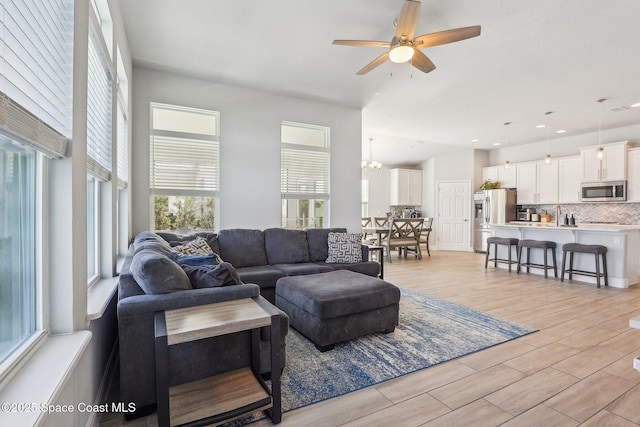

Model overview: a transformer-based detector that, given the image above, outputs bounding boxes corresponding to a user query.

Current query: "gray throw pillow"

[169,252,223,266]
[326,232,363,263]
[181,262,243,288]
[130,249,192,294]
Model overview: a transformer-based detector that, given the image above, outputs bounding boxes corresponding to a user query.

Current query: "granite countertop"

[493,222,640,231]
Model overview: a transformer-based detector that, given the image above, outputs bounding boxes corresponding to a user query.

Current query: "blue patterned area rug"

[231,287,536,424]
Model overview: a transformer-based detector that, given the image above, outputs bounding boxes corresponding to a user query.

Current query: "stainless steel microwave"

[580,180,626,202]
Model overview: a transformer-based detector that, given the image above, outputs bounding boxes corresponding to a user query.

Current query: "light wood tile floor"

[100,250,640,427]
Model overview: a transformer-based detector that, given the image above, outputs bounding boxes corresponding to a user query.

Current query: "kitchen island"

[490,223,640,288]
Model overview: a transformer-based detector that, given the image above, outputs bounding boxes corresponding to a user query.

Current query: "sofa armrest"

[117,283,260,317]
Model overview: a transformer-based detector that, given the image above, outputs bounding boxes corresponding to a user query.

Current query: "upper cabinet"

[628,148,640,202]
[558,156,582,203]
[516,160,558,205]
[482,165,516,188]
[581,141,628,182]
[390,168,422,206]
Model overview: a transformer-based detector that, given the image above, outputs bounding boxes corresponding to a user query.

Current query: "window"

[0,136,39,365]
[0,0,73,370]
[150,103,220,232]
[86,176,99,284]
[86,8,113,285]
[281,122,330,229]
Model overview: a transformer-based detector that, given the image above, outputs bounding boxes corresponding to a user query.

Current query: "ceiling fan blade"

[413,25,481,48]
[332,40,391,48]
[357,52,390,75]
[395,0,421,40]
[411,49,436,73]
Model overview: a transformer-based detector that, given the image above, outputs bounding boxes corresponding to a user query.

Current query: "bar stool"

[485,237,519,272]
[561,243,608,288]
[517,239,557,278]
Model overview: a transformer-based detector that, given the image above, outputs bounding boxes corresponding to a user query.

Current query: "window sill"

[0,332,92,426]
[87,276,118,321]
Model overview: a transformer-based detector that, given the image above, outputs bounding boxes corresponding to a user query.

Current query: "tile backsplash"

[522,203,640,225]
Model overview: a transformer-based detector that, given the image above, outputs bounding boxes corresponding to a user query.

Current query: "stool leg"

[602,253,609,287]
[526,248,531,273]
[543,248,548,279]
[507,244,512,272]
[552,248,557,278]
[494,244,498,268]
[568,252,574,280]
[516,246,522,274]
[595,253,601,288]
[484,244,490,268]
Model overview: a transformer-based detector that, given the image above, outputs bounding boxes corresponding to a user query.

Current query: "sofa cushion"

[169,252,222,266]
[134,240,174,257]
[181,262,243,288]
[235,265,284,290]
[130,249,192,294]
[264,228,310,265]
[326,232,363,263]
[322,261,380,277]
[306,227,348,262]
[172,237,213,255]
[133,231,172,251]
[218,229,268,268]
[272,263,334,277]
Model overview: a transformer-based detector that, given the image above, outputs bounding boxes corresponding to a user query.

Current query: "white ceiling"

[119,0,640,166]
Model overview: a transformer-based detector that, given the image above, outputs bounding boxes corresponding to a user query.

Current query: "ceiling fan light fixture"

[389,45,414,63]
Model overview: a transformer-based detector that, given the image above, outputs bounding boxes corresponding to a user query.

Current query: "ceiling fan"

[332,0,481,75]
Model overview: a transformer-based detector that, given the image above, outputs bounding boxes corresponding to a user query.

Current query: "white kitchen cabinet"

[482,165,517,188]
[581,141,628,182]
[516,162,537,204]
[537,160,559,204]
[516,160,558,204]
[627,148,640,202]
[558,156,582,203]
[390,168,422,206]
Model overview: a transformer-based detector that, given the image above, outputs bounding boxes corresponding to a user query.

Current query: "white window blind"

[281,122,330,198]
[150,103,220,196]
[86,24,113,181]
[0,0,73,157]
[150,135,219,194]
[116,100,127,187]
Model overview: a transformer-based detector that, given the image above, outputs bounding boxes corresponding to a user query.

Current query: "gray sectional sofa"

[117,227,379,418]
[157,227,381,304]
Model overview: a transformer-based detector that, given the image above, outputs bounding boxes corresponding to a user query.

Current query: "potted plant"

[480,180,501,190]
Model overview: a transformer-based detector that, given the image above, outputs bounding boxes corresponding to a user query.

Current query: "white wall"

[489,124,640,166]
[132,68,363,233]
[363,166,392,218]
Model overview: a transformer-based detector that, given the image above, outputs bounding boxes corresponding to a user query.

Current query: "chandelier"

[362,138,382,173]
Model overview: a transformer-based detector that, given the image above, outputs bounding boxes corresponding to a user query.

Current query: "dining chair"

[382,218,424,263]
[406,217,433,257]
[361,217,375,244]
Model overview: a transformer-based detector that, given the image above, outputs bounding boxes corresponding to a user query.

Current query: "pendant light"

[596,98,606,159]
[503,122,511,168]
[362,138,382,174]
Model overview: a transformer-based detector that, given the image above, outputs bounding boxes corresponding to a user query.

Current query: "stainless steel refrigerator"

[473,189,517,253]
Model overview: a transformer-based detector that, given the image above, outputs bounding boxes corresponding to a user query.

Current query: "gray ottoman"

[275,270,400,351]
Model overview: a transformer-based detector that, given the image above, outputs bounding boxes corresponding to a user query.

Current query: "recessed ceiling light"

[536,124,545,128]
[493,142,501,146]
[471,139,479,143]
[556,129,566,134]
[631,102,640,108]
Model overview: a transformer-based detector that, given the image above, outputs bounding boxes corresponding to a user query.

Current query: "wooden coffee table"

[154,297,282,426]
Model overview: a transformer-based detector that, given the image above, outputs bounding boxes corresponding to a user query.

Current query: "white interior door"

[437,181,471,251]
